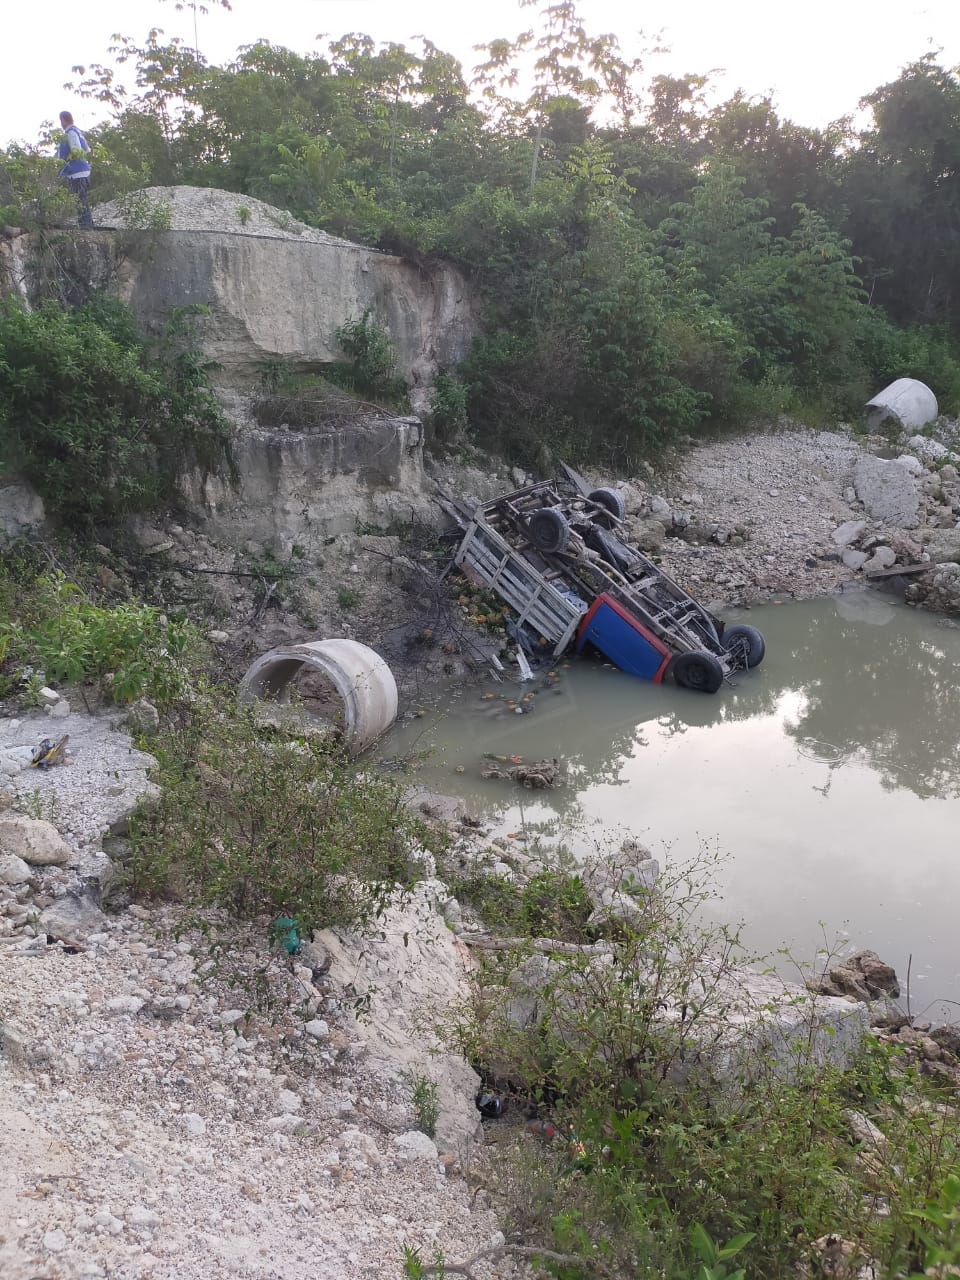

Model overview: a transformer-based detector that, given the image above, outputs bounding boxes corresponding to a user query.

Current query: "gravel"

[651,427,872,605]
[0,711,517,1280]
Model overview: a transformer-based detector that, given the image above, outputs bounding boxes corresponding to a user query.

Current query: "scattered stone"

[844,1109,888,1148]
[43,1228,68,1252]
[105,996,145,1015]
[907,434,949,463]
[305,1018,330,1041]
[127,1205,162,1229]
[930,1024,960,1059]
[0,854,33,884]
[126,699,160,736]
[183,1113,206,1136]
[38,687,61,707]
[299,938,331,975]
[392,1130,440,1163]
[841,548,868,571]
[0,814,73,866]
[809,950,900,1002]
[207,630,230,644]
[862,546,897,573]
[39,893,109,941]
[831,520,867,548]
[922,528,960,564]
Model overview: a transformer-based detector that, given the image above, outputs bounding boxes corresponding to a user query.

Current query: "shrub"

[0,568,202,708]
[328,311,410,407]
[0,296,235,526]
[446,859,960,1279]
[128,698,441,933]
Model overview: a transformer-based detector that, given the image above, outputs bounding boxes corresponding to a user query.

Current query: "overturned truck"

[447,469,765,694]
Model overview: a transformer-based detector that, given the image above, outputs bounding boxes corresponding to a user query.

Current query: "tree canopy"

[3,2,959,468]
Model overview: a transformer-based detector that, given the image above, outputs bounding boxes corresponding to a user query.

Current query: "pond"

[379,590,960,1016]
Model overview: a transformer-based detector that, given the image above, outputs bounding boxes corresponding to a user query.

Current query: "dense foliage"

[436,857,960,1279]
[3,2,959,465]
[0,297,235,524]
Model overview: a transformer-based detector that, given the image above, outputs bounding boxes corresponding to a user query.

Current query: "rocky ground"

[5,416,960,1279]
[607,422,960,613]
[0,712,517,1280]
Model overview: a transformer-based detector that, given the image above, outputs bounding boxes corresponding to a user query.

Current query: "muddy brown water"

[380,591,960,1014]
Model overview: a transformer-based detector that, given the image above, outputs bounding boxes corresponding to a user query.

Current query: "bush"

[327,311,410,408]
[128,698,441,933]
[447,858,960,1279]
[0,296,235,526]
[0,567,202,707]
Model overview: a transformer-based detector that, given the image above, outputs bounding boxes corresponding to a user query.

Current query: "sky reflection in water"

[381,593,960,1012]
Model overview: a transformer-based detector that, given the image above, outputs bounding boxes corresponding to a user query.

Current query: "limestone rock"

[126,699,160,736]
[632,518,667,553]
[0,481,45,542]
[0,814,73,866]
[809,949,900,1002]
[852,455,920,527]
[0,854,33,884]
[39,893,108,941]
[832,520,867,548]
[923,528,960,564]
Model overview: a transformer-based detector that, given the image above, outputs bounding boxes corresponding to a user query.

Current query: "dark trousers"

[66,175,94,229]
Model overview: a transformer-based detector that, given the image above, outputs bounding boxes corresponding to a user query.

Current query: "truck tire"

[527,508,570,554]
[672,650,725,693]
[722,624,766,669]
[587,487,626,524]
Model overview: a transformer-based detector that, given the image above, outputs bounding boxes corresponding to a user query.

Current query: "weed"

[437,849,960,1278]
[236,205,252,226]
[336,586,361,611]
[404,1070,440,1138]
[0,569,202,708]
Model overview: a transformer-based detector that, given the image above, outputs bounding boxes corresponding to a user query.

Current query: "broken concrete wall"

[1,208,479,549]
[1,226,477,414]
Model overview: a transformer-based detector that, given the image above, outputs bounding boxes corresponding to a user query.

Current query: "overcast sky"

[3,0,958,147]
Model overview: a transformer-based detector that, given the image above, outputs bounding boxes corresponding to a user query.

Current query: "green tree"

[0,297,234,525]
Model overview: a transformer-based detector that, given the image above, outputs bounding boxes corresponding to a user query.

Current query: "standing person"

[57,111,94,229]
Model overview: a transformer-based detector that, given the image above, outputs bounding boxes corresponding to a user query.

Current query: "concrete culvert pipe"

[864,378,938,433]
[238,638,398,753]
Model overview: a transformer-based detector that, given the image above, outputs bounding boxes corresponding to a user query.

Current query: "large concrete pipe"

[864,378,938,433]
[238,638,398,752]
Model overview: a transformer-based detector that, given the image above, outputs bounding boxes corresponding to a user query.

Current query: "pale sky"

[3,0,958,147]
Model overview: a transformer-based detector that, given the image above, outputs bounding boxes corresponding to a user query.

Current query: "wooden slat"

[864,561,935,579]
